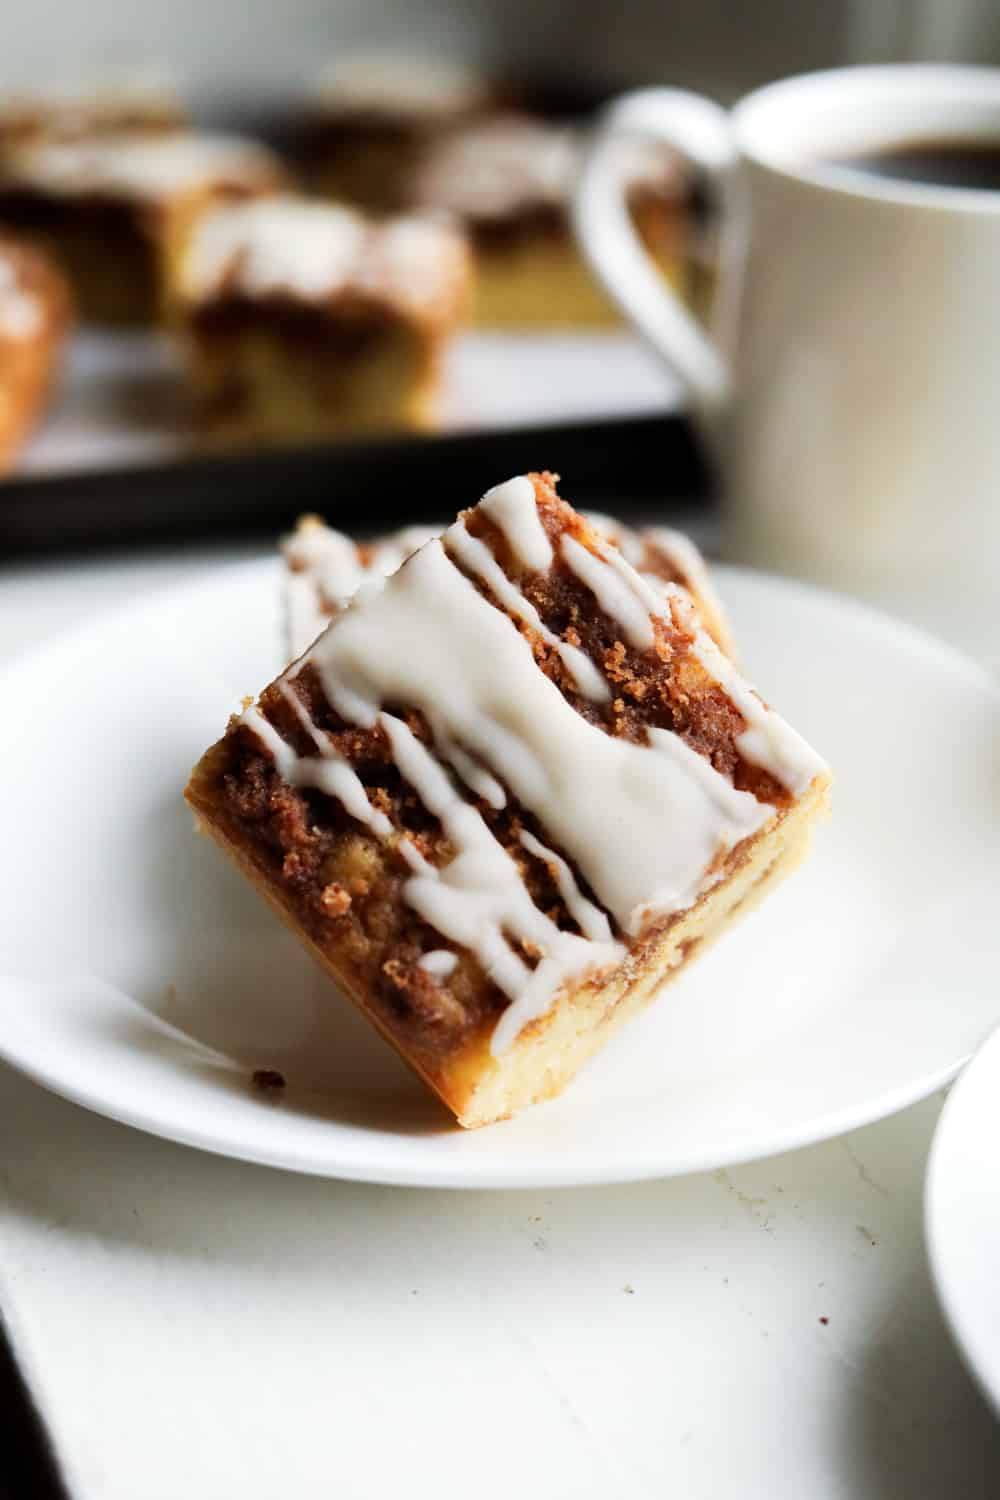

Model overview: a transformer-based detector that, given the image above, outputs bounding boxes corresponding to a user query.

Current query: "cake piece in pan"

[299,51,494,213]
[409,115,689,326]
[0,131,286,325]
[0,236,70,472]
[281,510,732,660]
[188,472,829,1127]
[174,196,471,443]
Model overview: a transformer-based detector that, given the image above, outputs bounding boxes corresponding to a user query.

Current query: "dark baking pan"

[0,412,711,558]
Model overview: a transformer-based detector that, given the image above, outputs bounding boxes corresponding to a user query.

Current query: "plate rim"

[0,994,973,1189]
[1,556,998,1188]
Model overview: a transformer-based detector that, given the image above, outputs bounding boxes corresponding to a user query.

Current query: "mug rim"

[732,63,1000,215]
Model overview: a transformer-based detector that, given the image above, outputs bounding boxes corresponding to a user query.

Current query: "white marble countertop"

[1,548,999,1499]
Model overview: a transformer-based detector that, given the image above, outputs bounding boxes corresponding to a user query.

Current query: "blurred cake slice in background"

[298,51,495,213]
[0,235,70,472]
[284,517,442,658]
[0,131,286,325]
[409,115,688,326]
[0,67,187,153]
[173,196,471,444]
[282,510,731,660]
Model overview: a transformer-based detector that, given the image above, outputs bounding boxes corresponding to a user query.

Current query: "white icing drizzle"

[646,526,712,596]
[284,521,367,657]
[414,119,683,224]
[309,52,487,120]
[428,724,507,810]
[241,700,393,840]
[445,520,608,702]
[581,514,732,656]
[284,510,730,664]
[285,574,331,659]
[356,216,470,319]
[688,617,829,797]
[0,255,42,339]
[599,539,679,618]
[417,949,459,978]
[286,519,367,599]
[183,198,367,301]
[248,476,826,1051]
[582,511,645,568]
[300,534,772,936]
[367,525,440,578]
[413,117,578,221]
[380,712,623,1055]
[645,527,729,643]
[2,131,281,200]
[180,196,469,318]
[0,67,179,125]
[284,521,441,658]
[479,476,553,571]
[518,831,613,944]
[560,533,654,650]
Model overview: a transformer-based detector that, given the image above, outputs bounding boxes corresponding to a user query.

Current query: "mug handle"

[573,88,746,427]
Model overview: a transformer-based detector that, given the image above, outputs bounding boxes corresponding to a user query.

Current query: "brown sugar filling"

[209,475,791,1054]
[189,292,428,344]
[214,700,603,1058]
[456,475,788,804]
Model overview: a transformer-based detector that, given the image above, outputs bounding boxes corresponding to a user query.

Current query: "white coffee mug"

[574,65,1000,654]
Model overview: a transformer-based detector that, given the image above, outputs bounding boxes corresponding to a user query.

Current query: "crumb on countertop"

[252,1067,286,1093]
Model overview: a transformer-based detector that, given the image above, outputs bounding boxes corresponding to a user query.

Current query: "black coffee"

[827,138,1000,191]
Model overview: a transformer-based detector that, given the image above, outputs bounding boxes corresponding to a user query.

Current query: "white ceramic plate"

[926,1025,1000,1413]
[1,560,997,1188]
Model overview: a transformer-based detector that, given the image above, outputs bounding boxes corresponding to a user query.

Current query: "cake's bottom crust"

[186,767,829,1128]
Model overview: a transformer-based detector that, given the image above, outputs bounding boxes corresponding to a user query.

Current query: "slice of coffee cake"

[410,116,688,327]
[174,196,471,442]
[187,473,829,1126]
